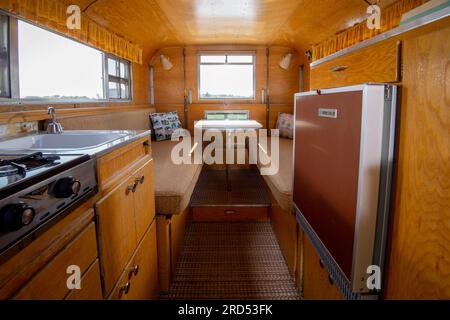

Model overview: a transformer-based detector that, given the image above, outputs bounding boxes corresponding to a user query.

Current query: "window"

[0,15,133,103]
[199,53,255,100]
[18,20,105,101]
[106,55,131,100]
[205,110,250,121]
[0,14,9,98]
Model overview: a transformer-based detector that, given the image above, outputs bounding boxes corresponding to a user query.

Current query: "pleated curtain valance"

[311,0,428,61]
[0,0,143,64]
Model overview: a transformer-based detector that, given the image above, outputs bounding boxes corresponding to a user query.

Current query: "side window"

[0,14,10,98]
[106,55,132,100]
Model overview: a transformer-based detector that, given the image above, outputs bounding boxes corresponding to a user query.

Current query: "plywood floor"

[164,222,301,300]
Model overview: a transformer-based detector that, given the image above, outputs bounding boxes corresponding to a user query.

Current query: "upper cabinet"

[310,40,401,90]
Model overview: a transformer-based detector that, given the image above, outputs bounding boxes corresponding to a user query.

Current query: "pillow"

[150,111,182,141]
[276,113,294,139]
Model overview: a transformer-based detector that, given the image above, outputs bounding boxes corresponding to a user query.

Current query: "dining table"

[194,119,263,192]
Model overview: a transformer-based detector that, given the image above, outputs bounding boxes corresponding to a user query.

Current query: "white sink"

[0,131,130,151]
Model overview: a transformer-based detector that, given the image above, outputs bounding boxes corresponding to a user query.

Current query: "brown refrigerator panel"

[294,91,363,280]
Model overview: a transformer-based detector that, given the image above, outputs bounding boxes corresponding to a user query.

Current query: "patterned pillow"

[276,113,294,139]
[150,112,182,141]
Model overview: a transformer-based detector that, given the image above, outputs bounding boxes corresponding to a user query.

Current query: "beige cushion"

[152,140,202,214]
[258,138,293,212]
[58,108,155,131]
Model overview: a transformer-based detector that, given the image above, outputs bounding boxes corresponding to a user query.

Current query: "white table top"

[194,120,263,130]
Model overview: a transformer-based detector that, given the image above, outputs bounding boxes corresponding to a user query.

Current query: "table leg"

[226,164,231,192]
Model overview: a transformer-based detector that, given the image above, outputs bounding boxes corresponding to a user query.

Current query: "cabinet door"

[14,223,98,300]
[66,259,103,300]
[110,222,159,300]
[303,237,344,300]
[96,175,138,295]
[133,159,156,241]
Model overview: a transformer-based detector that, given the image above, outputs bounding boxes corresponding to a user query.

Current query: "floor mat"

[165,222,301,300]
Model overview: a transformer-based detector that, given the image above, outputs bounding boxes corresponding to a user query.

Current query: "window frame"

[197,51,256,101]
[0,13,133,105]
[0,13,11,99]
[104,54,133,101]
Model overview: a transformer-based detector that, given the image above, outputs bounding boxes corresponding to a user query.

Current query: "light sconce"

[279,53,293,70]
[160,54,174,71]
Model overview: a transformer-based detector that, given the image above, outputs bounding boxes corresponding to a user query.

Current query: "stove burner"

[0,153,61,177]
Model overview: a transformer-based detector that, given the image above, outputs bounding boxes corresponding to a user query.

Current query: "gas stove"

[0,152,98,261]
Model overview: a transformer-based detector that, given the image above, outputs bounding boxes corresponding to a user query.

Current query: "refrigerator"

[293,84,397,298]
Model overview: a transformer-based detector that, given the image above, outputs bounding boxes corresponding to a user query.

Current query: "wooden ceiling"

[74,0,400,58]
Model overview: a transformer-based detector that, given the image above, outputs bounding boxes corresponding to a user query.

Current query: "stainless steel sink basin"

[0,131,130,151]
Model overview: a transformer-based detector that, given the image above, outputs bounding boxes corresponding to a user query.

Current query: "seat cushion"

[258,138,293,212]
[152,140,202,214]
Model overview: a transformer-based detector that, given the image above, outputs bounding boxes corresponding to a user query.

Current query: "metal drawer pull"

[126,182,137,194]
[131,265,140,277]
[120,282,131,295]
[224,210,237,215]
[330,65,348,72]
[136,176,145,185]
[328,275,335,285]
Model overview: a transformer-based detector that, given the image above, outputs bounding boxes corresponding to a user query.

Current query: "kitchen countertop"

[0,130,152,159]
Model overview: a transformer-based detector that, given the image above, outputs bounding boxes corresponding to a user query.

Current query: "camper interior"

[0,0,448,303]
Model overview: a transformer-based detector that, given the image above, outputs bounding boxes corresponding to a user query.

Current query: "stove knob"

[0,203,36,231]
[54,177,82,198]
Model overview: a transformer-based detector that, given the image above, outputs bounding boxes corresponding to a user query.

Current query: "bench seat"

[152,140,203,215]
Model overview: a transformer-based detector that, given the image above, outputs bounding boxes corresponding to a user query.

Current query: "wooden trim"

[0,104,153,124]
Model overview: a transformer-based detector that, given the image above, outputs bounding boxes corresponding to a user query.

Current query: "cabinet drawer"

[192,207,270,222]
[132,159,156,241]
[14,223,98,300]
[96,175,138,295]
[110,222,159,300]
[310,40,401,89]
[97,137,151,192]
[66,259,102,300]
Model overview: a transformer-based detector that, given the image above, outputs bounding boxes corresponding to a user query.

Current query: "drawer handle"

[126,182,137,195]
[224,210,237,215]
[136,175,145,185]
[130,265,140,277]
[120,282,131,295]
[330,65,348,72]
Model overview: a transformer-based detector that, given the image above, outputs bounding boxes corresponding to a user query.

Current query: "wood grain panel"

[156,215,171,293]
[14,223,98,300]
[303,236,345,300]
[65,260,103,300]
[153,47,185,105]
[97,137,151,192]
[95,175,138,296]
[133,160,156,242]
[310,40,401,89]
[192,207,270,222]
[171,208,191,274]
[385,26,450,300]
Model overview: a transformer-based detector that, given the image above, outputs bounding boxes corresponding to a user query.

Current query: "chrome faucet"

[47,107,64,134]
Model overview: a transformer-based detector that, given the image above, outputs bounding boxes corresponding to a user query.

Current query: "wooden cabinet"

[96,157,157,297]
[96,175,138,294]
[14,223,100,300]
[66,260,103,300]
[310,40,401,89]
[109,222,159,300]
[303,237,344,300]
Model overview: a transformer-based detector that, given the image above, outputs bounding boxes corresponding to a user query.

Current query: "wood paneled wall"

[384,25,450,299]
[151,45,309,132]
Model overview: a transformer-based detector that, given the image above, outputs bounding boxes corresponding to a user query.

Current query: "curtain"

[0,0,143,64]
[312,0,428,61]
